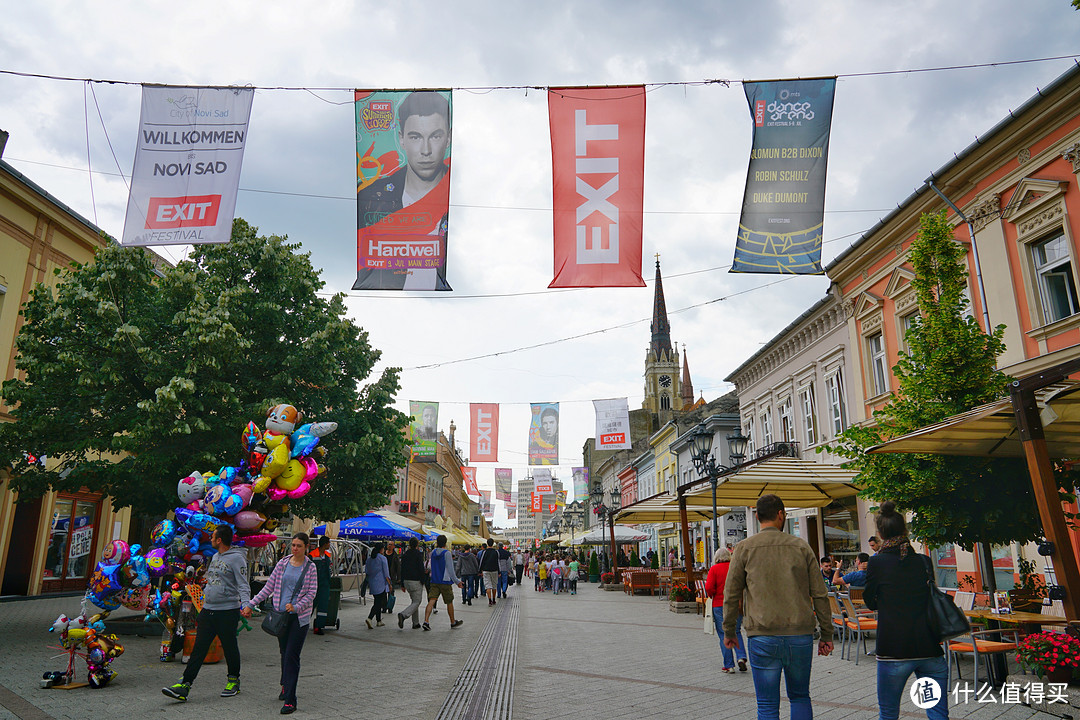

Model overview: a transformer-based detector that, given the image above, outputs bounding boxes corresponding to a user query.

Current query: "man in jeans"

[478,539,501,606]
[722,494,832,720]
[397,537,426,629]
[163,526,250,701]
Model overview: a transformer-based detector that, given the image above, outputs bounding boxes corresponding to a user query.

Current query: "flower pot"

[589,574,600,583]
[669,601,697,614]
[1046,666,1073,685]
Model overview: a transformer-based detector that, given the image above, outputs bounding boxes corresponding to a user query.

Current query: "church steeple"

[680,345,694,410]
[649,258,672,360]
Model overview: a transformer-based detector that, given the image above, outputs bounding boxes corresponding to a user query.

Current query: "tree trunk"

[977,541,997,594]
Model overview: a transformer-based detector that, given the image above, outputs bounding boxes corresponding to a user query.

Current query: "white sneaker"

[365,618,373,629]
[376,621,385,627]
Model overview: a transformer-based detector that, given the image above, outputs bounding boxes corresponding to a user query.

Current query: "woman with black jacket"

[863,501,948,720]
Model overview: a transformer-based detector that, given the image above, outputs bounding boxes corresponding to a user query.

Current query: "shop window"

[760,409,773,447]
[866,332,889,396]
[43,495,100,592]
[931,545,958,588]
[1032,232,1079,325]
[822,497,859,565]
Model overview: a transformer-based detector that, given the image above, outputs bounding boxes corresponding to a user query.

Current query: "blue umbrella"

[311,513,424,540]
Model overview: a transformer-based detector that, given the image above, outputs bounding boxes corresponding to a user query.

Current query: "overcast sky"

[3,1,1078,526]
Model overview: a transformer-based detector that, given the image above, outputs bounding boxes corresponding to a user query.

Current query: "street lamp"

[689,424,749,559]
[590,485,623,574]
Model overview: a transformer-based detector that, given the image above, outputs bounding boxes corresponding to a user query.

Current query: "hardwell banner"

[572,467,589,504]
[410,401,439,462]
[548,87,646,288]
[462,466,479,497]
[470,403,499,462]
[494,468,512,502]
[733,78,836,275]
[354,90,453,291]
[533,469,553,494]
[531,492,542,513]
[122,86,253,246]
[593,397,632,450]
[528,402,560,465]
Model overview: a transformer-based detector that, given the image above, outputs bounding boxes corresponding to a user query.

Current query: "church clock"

[659,375,672,388]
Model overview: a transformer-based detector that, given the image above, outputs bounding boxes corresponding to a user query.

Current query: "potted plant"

[630,549,640,567]
[669,582,697,613]
[588,551,600,583]
[600,571,618,589]
[1011,557,1048,612]
[651,552,659,569]
[1016,631,1080,684]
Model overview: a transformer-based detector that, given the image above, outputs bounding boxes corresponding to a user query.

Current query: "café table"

[961,608,1068,687]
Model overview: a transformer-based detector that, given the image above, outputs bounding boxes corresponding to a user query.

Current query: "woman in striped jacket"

[242,532,318,715]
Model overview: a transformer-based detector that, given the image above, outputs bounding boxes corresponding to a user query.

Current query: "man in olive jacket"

[723,494,833,720]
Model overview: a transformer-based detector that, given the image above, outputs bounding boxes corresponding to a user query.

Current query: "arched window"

[660,394,670,410]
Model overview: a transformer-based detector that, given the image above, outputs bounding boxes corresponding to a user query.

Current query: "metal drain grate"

[434,598,518,720]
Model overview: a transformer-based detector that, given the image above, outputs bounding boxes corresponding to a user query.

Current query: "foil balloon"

[266,403,302,437]
[233,532,277,548]
[289,432,319,459]
[241,421,262,453]
[174,507,233,537]
[300,456,319,482]
[85,590,121,612]
[274,459,306,491]
[120,546,150,588]
[286,480,311,499]
[308,421,338,437]
[201,484,230,514]
[100,540,130,567]
[177,472,207,504]
[145,547,169,577]
[232,510,266,531]
[150,519,178,547]
[87,562,122,597]
[231,484,253,508]
[261,443,289,479]
[222,491,246,515]
[266,486,289,502]
[118,585,149,611]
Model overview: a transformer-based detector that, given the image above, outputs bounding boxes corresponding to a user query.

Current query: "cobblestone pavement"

[0,583,1063,719]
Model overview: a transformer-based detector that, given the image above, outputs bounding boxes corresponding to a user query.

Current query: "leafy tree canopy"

[0,219,409,519]
[827,211,1046,551]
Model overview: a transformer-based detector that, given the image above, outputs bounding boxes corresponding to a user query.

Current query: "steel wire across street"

[0,583,1059,720]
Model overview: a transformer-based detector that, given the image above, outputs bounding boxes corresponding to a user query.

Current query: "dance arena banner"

[572,467,589,503]
[462,466,479,497]
[494,468,512,501]
[528,402,560,465]
[593,397,632,450]
[531,492,542,513]
[469,403,499,462]
[533,469,553,494]
[733,78,836,275]
[354,90,453,290]
[409,401,439,462]
[548,87,646,288]
[122,86,253,246]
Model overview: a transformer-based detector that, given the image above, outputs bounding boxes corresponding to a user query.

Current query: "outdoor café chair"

[947,627,1020,690]
[827,593,849,660]
[840,595,877,665]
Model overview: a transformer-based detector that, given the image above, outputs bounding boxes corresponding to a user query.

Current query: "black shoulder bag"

[261,561,311,637]
[919,554,969,641]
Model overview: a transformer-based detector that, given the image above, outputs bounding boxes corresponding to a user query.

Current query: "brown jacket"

[722,527,832,641]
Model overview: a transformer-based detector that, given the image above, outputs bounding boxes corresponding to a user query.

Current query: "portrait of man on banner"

[409,400,438,462]
[354,89,453,291]
[528,402,559,465]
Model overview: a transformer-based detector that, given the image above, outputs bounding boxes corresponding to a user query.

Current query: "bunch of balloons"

[46,613,125,689]
[170,403,337,552]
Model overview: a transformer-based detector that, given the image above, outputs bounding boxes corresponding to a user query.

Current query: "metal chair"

[827,593,849,660]
[840,595,877,665]
[947,627,1020,689]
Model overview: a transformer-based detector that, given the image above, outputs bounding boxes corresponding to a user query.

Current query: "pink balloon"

[301,457,319,483]
[234,533,277,548]
[185,500,201,512]
[286,480,311,499]
[266,487,288,502]
[232,484,253,506]
[233,510,264,530]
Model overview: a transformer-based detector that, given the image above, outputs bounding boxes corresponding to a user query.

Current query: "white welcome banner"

[122,86,254,246]
[593,397,632,450]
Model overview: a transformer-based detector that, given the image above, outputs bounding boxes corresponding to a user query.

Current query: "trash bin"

[324,575,342,630]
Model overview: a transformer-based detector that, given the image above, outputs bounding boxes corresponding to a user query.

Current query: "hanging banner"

[494,468,512,501]
[480,490,490,507]
[354,90,453,291]
[409,401,439,462]
[528,402,560,465]
[531,492,542,513]
[555,490,567,508]
[548,503,557,514]
[507,506,516,520]
[462,466,479,497]
[469,403,499,463]
[732,78,836,275]
[483,501,493,520]
[593,397,632,450]
[122,86,253,246]
[572,467,589,503]
[548,86,646,288]
[533,469,553,494]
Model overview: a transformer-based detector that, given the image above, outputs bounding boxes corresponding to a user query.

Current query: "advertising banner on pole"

[469,403,499,462]
[548,503,557,514]
[572,467,589,503]
[593,397,632,450]
[732,78,836,275]
[462,466,479,497]
[531,492,542,513]
[528,402,559,465]
[409,401,439,462]
[354,90,453,291]
[548,86,646,288]
[494,468,512,501]
[122,86,254,246]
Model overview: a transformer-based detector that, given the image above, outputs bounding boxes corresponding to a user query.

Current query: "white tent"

[571,526,650,545]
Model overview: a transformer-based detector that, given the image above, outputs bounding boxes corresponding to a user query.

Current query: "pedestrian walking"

[478,538,500,606]
[497,544,512,598]
[309,535,332,635]
[513,550,525,586]
[537,554,548,591]
[722,494,833,720]
[864,501,949,720]
[459,545,480,605]
[162,526,249,702]
[397,537,426,629]
[364,542,392,629]
[423,534,464,630]
[567,556,579,595]
[241,532,318,715]
[706,547,747,673]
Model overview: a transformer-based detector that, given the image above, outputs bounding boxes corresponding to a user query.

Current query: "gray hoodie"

[202,546,251,610]
[459,550,480,576]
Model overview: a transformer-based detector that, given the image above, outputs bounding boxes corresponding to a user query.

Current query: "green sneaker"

[162,681,191,701]
[221,676,240,697]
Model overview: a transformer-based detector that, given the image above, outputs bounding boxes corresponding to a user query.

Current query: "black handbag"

[920,555,970,641]
[261,561,311,637]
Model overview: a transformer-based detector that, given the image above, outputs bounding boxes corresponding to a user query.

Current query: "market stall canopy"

[422,526,470,545]
[369,510,424,532]
[673,457,862,509]
[615,494,728,524]
[313,513,426,540]
[572,526,650,545]
[867,382,1080,458]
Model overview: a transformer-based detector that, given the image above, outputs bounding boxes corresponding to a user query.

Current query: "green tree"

[0,219,409,520]
[827,211,1044,578]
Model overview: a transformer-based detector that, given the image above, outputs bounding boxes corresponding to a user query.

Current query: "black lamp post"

[689,424,749,559]
[590,484,623,574]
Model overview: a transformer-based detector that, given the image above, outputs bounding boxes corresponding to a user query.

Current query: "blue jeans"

[747,634,814,720]
[712,606,747,668]
[877,657,949,720]
[498,570,509,595]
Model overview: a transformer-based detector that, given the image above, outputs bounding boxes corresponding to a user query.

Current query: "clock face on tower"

[659,375,672,388]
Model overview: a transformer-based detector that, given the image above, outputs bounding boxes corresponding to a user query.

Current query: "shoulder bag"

[919,554,969,641]
[261,561,311,637]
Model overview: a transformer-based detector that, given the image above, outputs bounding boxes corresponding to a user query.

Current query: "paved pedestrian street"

[0,584,1063,720]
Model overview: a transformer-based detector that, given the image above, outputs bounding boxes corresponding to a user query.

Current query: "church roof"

[649,259,672,359]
